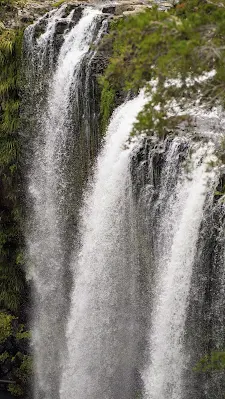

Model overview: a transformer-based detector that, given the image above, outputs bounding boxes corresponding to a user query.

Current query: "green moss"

[100,0,225,136]
[99,79,115,132]
[0,312,14,343]
[194,351,225,372]
[52,0,65,7]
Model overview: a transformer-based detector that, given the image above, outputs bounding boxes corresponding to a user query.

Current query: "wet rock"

[33,19,48,40]
[70,5,83,25]
[114,4,136,15]
[53,34,65,55]
[158,1,173,10]
[62,2,81,17]
[102,6,116,14]
[123,5,148,16]
[55,19,68,34]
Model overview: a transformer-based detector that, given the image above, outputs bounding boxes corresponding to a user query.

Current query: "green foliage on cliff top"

[100,0,225,136]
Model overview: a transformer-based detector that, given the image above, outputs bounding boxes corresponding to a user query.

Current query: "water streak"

[142,143,218,399]
[60,93,147,399]
[25,8,104,399]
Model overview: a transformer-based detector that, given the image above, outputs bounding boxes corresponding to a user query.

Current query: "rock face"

[102,0,174,16]
[112,0,173,16]
[1,1,53,28]
[1,0,174,29]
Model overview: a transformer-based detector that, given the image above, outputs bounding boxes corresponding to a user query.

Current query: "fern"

[0,24,26,315]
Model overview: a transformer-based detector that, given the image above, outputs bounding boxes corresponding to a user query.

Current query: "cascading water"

[23,4,225,399]
[24,6,108,399]
[59,92,224,398]
[131,132,225,398]
[60,92,147,399]
[141,143,218,399]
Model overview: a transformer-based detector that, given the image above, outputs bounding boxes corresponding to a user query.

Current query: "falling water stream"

[23,4,225,399]
[60,93,147,399]
[142,143,217,399]
[24,7,107,399]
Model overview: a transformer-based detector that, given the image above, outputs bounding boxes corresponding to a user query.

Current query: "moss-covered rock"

[100,0,225,137]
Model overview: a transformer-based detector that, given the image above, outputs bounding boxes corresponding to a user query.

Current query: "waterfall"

[60,92,147,399]
[23,4,225,399]
[141,142,218,399]
[24,7,107,399]
[131,134,225,398]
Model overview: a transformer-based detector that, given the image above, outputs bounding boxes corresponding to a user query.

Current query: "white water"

[23,5,225,399]
[142,143,217,399]
[26,8,103,399]
[60,93,146,399]
[44,7,101,160]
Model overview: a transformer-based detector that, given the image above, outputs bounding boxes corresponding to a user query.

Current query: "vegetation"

[100,0,225,137]
[0,312,32,397]
[52,0,65,8]
[0,312,14,342]
[0,23,26,312]
[0,14,31,397]
[194,351,225,372]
